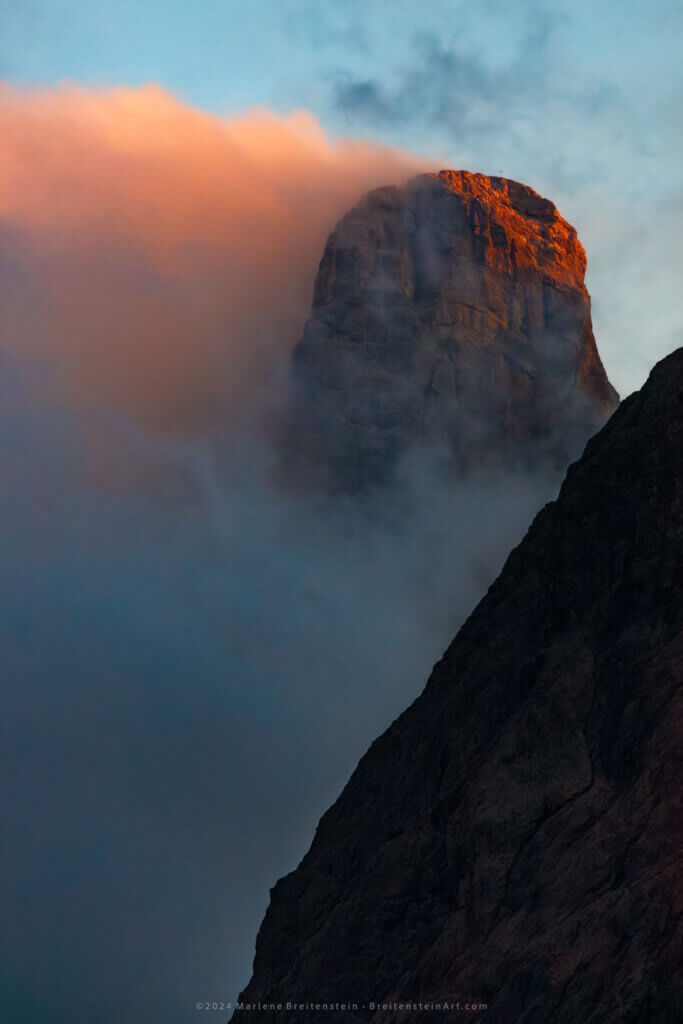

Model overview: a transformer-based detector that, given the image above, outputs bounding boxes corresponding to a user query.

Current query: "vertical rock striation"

[234,347,683,1023]
[289,171,618,490]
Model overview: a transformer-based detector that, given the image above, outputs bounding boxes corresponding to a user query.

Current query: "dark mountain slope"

[234,347,683,1023]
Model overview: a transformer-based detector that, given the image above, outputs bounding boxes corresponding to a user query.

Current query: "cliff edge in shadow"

[235,347,682,1023]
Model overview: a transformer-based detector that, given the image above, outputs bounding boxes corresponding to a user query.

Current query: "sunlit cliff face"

[431,170,588,288]
[0,83,423,431]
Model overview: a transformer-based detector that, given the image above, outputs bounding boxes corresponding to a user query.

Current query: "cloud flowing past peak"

[1,81,591,1024]
[0,82,424,429]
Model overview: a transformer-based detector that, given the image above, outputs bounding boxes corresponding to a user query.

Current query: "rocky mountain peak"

[288,170,618,490]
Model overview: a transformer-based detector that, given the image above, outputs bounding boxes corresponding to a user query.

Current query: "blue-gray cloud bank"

[0,86,559,1023]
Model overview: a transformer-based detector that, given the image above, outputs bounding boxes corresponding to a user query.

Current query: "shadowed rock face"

[234,348,683,1023]
[289,171,618,490]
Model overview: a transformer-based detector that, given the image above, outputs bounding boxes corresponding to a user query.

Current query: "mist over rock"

[288,170,618,490]
[234,347,683,1023]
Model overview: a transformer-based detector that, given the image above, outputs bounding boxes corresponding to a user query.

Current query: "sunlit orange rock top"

[431,169,588,292]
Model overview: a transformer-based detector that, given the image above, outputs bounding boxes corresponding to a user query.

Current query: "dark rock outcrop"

[234,348,683,1023]
[289,171,618,490]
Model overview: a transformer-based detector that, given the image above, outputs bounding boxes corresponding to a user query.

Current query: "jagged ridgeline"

[287,171,618,490]
[235,348,683,1023]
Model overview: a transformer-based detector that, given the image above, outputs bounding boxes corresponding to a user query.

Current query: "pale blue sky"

[2,2,680,122]
[10,1,494,105]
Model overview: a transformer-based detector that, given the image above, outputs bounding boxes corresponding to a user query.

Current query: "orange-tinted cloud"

[0,83,425,429]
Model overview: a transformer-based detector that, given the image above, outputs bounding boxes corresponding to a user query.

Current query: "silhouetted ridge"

[235,347,683,1023]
